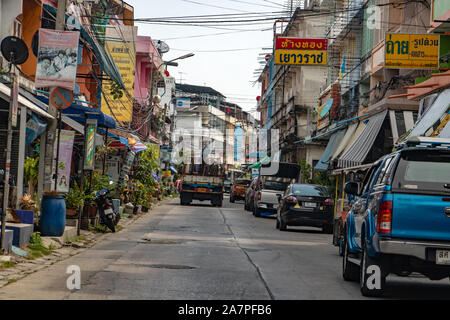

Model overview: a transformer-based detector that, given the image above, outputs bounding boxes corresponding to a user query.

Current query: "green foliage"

[110,82,124,100]
[24,156,39,195]
[298,159,336,195]
[26,232,51,259]
[64,181,85,209]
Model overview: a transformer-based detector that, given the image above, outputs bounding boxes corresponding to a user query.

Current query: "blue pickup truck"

[342,137,450,297]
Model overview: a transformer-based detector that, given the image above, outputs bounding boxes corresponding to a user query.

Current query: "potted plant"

[64,182,84,217]
[16,194,36,224]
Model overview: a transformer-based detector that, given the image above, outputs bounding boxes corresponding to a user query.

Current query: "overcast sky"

[127,0,289,116]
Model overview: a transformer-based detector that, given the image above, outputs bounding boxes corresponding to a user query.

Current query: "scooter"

[95,184,120,232]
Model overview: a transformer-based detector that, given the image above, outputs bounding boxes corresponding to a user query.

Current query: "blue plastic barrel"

[40,194,66,236]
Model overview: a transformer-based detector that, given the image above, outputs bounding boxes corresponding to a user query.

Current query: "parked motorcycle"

[95,182,120,232]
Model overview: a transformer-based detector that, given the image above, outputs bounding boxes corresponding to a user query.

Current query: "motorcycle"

[95,182,120,233]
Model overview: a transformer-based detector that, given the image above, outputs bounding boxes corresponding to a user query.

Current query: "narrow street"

[0,197,449,300]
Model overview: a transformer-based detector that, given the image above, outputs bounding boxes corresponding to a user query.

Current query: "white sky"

[126,0,289,116]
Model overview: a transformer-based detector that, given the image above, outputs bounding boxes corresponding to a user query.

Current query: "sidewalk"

[0,198,174,288]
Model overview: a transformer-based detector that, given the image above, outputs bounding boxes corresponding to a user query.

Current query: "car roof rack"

[403,136,450,149]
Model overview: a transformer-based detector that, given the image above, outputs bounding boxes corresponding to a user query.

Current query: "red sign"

[50,87,74,110]
[276,38,327,51]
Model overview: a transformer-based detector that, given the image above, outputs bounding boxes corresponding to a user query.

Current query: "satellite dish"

[153,40,170,54]
[1,36,29,65]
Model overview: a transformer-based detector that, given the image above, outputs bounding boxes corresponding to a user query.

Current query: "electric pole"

[43,0,67,191]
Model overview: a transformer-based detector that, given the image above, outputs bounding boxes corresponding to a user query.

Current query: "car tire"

[279,218,287,231]
[360,242,385,297]
[230,196,235,203]
[342,234,360,282]
[253,206,261,217]
[338,238,344,257]
[322,223,333,234]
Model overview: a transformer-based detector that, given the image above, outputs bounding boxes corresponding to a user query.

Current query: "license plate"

[104,208,114,215]
[196,188,209,193]
[436,250,450,265]
[304,202,317,208]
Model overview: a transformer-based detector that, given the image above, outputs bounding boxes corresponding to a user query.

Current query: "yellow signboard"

[101,26,137,123]
[385,33,440,69]
[274,50,327,65]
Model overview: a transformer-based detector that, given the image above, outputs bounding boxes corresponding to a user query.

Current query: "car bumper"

[379,238,450,261]
[282,209,332,226]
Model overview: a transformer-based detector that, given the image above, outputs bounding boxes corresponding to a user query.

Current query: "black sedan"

[276,184,334,233]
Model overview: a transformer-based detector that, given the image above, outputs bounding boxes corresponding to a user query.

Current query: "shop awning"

[389,110,416,144]
[331,123,358,161]
[35,95,116,129]
[403,89,450,140]
[314,129,346,171]
[0,83,54,120]
[338,110,388,168]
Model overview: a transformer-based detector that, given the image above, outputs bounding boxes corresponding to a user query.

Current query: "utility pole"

[43,0,67,191]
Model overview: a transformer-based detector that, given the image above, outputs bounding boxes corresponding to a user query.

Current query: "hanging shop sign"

[84,119,97,171]
[385,33,440,70]
[52,130,75,193]
[101,25,137,123]
[118,151,136,187]
[35,28,80,90]
[276,38,328,50]
[274,37,328,66]
[26,114,47,144]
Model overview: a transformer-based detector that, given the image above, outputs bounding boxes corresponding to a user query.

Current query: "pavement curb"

[0,198,175,288]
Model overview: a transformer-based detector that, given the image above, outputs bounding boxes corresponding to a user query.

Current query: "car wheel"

[253,206,261,217]
[342,234,359,282]
[322,223,333,234]
[279,218,287,231]
[230,196,235,203]
[360,242,385,297]
[338,238,344,257]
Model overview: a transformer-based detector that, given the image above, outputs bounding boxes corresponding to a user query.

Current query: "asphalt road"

[1,195,450,300]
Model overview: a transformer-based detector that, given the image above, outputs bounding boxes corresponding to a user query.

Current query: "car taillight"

[104,203,110,209]
[285,196,297,204]
[324,198,334,206]
[257,192,262,201]
[377,201,393,234]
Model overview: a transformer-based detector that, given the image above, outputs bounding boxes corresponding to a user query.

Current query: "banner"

[385,33,440,70]
[101,25,137,123]
[53,130,75,193]
[35,29,80,90]
[84,119,97,171]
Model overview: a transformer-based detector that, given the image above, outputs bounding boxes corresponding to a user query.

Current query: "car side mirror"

[344,182,359,196]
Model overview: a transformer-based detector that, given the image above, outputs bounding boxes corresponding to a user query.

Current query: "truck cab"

[342,137,450,296]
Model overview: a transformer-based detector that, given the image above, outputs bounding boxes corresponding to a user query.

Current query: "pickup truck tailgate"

[391,194,450,241]
[260,189,281,205]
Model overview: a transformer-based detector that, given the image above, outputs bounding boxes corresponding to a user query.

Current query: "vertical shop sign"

[84,119,97,170]
[101,25,137,123]
[52,130,75,193]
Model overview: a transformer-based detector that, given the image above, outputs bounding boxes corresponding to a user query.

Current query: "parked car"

[230,179,251,203]
[276,184,334,233]
[244,177,259,211]
[342,137,450,297]
[253,177,290,217]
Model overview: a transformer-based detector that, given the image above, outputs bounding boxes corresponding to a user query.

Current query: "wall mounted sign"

[84,119,97,171]
[50,87,74,110]
[274,37,328,66]
[385,33,440,70]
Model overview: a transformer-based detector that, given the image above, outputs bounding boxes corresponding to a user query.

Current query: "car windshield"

[236,180,251,186]
[291,185,329,197]
[263,181,288,191]
[393,150,450,193]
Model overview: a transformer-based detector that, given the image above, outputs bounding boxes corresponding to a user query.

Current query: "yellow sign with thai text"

[385,33,440,69]
[101,26,137,123]
[275,50,327,66]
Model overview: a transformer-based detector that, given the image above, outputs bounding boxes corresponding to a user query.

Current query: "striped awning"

[338,110,388,168]
[314,129,346,171]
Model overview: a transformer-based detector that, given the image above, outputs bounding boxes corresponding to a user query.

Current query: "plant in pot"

[16,194,37,224]
[64,182,84,217]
